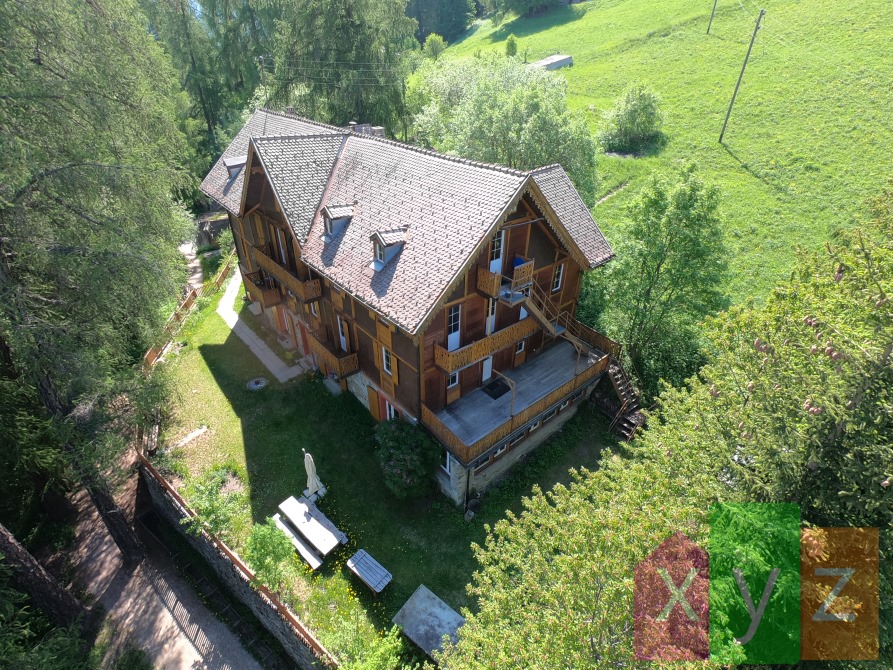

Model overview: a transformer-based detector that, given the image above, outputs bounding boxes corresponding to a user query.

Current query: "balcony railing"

[242,270,282,309]
[421,353,609,463]
[250,246,321,302]
[306,331,359,378]
[434,317,539,373]
[476,267,501,298]
[476,256,535,301]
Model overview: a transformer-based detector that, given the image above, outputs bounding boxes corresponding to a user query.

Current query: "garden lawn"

[444,0,893,300]
[160,289,617,646]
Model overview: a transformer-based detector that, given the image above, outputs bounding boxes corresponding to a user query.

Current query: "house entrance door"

[482,356,493,382]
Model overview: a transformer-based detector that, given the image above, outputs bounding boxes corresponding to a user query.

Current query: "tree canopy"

[580,164,727,398]
[442,182,893,667]
[409,54,598,205]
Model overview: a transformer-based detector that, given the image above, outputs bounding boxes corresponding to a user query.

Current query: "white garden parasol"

[303,449,324,496]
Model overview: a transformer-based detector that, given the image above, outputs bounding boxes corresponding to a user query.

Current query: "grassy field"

[445,0,893,300]
[159,285,617,655]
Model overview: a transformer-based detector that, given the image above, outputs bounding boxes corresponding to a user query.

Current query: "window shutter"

[367,387,381,421]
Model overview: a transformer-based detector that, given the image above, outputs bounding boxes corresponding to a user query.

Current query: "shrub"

[244,519,295,592]
[505,34,518,58]
[374,420,439,499]
[597,83,664,153]
[423,33,447,61]
[217,227,234,254]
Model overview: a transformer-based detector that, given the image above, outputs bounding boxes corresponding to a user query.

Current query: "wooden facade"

[230,161,619,477]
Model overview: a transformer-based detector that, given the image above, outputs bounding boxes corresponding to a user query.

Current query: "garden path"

[216,275,313,383]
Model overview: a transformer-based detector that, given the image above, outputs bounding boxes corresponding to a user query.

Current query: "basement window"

[447,371,459,388]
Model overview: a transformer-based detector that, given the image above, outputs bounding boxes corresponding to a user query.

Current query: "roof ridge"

[253,132,348,143]
[530,163,564,174]
[258,107,346,133]
[344,133,530,178]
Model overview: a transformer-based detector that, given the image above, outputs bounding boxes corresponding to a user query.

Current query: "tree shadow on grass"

[451,5,587,49]
[602,131,669,159]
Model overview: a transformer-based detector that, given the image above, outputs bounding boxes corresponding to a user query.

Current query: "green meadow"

[445,0,893,300]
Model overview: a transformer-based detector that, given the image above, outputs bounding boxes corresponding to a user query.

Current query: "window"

[385,400,398,420]
[324,215,333,236]
[516,340,525,354]
[529,419,542,433]
[441,449,452,475]
[560,398,572,410]
[543,407,558,423]
[375,241,385,263]
[310,301,318,318]
[382,347,393,375]
[447,371,459,388]
[509,433,525,447]
[494,444,507,458]
[489,230,503,262]
[447,305,461,336]
[276,227,288,265]
[552,263,564,293]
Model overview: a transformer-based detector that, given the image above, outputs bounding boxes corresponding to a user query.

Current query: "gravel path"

[70,488,262,670]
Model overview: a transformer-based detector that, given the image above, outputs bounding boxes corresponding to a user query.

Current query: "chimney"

[285,106,296,115]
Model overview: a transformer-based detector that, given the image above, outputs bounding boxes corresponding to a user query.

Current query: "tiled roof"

[373,228,407,246]
[252,134,347,241]
[300,134,528,334]
[531,166,614,268]
[199,109,341,214]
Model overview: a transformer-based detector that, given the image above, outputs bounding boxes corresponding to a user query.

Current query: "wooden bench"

[347,549,392,593]
[272,513,323,571]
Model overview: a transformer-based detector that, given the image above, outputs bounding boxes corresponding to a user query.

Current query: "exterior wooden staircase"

[605,360,646,441]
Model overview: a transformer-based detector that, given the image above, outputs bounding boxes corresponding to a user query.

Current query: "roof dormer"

[321,203,354,243]
[369,228,407,271]
[223,154,247,180]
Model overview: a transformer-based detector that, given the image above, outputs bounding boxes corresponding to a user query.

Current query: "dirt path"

[180,241,204,293]
[70,486,262,670]
[595,180,630,207]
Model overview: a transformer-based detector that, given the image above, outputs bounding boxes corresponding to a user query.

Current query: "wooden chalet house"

[201,109,641,505]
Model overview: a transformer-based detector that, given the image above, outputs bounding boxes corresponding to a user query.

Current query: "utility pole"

[707,0,719,34]
[719,8,765,143]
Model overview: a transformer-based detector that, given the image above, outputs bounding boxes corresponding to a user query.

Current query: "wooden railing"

[144,251,236,369]
[251,246,321,302]
[476,267,502,298]
[433,317,539,373]
[553,311,622,358]
[243,270,282,309]
[422,353,610,462]
[510,257,535,294]
[306,332,359,377]
[138,454,337,666]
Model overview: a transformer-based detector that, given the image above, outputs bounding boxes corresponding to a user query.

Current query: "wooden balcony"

[422,341,610,463]
[476,267,501,298]
[242,270,281,309]
[251,246,321,302]
[433,317,540,373]
[306,331,359,378]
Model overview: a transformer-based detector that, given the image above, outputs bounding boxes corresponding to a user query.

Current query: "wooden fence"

[139,453,337,666]
[143,250,236,369]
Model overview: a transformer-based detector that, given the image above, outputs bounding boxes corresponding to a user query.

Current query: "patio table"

[278,495,346,557]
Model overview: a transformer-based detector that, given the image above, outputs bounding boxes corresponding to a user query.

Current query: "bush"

[505,34,518,58]
[374,420,439,499]
[423,33,447,61]
[244,519,295,592]
[597,83,664,153]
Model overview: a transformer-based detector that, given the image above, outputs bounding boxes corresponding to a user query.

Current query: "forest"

[0,0,889,667]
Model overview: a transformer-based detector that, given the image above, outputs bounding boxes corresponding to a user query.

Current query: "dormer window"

[320,203,354,243]
[223,154,247,179]
[369,227,407,271]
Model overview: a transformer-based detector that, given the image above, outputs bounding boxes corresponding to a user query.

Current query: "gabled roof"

[531,166,613,269]
[202,110,614,335]
[250,134,347,241]
[199,109,342,215]
[299,134,528,334]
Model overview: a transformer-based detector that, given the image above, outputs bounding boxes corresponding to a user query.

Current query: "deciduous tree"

[410,54,597,204]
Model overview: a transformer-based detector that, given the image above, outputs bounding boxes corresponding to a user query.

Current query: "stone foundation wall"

[140,465,333,669]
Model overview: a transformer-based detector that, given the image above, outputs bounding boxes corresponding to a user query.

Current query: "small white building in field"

[530,53,573,70]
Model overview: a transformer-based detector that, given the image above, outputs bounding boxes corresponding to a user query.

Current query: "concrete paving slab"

[393,584,465,657]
